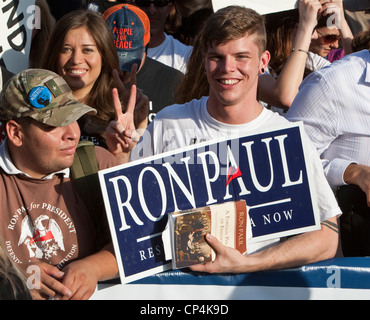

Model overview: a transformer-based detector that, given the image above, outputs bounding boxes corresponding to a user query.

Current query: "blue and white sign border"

[99,121,321,283]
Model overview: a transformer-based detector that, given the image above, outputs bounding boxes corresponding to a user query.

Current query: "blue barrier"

[91,257,370,300]
[134,257,370,289]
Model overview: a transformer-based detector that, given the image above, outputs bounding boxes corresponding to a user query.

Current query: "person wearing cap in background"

[103,3,183,124]
[129,0,193,74]
[0,69,125,300]
[41,10,148,153]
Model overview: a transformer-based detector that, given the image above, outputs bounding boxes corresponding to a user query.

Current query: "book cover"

[170,200,247,269]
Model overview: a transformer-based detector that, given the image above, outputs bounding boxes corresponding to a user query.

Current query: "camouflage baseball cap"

[0,68,97,127]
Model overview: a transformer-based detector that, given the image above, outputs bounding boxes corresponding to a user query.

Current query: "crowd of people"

[0,0,369,300]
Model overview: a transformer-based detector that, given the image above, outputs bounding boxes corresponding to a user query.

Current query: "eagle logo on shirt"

[18,215,65,260]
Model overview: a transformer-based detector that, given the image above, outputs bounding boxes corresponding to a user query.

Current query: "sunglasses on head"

[135,0,170,7]
[317,30,341,43]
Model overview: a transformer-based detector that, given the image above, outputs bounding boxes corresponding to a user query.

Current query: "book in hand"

[169,200,248,269]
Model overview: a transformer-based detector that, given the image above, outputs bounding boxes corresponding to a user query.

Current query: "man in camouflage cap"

[0,68,96,127]
[0,69,119,300]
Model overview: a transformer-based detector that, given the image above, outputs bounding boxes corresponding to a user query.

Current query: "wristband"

[291,48,309,55]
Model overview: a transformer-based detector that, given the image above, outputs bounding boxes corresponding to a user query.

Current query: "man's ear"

[6,120,24,147]
[260,50,271,73]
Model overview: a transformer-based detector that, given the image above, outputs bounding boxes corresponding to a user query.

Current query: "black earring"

[261,67,265,74]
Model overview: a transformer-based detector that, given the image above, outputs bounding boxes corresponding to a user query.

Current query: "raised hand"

[113,64,149,131]
[298,0,322,31]
[319,0,344,27]
[106,85,140,162]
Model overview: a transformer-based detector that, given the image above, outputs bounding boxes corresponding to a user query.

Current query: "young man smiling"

[205,32,267,125]
[128,6,341,274]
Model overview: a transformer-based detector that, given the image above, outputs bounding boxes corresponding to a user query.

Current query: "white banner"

[212,0,298,15]
[0,0,36,74]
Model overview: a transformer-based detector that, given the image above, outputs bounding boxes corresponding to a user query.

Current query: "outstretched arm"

[190,216,338,274]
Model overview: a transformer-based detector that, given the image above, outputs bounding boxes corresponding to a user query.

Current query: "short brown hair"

[199,6,266,56]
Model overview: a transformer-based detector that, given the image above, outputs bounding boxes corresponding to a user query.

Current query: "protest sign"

[211,0,355,15]
[211,0,298,15]
[0,0,36,75]
[0,1,36,143]
[99,122,321,283]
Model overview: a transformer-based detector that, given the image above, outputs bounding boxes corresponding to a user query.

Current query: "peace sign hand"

[113,65,149,130]
[106,85,140,162]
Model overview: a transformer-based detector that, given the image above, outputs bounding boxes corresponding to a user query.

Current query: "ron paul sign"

[99,122,320,283]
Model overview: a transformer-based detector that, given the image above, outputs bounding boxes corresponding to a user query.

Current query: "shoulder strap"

[70,141,106,242]
[71,141,99,180]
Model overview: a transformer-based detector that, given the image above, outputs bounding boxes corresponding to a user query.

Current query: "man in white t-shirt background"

[131,0,193,73]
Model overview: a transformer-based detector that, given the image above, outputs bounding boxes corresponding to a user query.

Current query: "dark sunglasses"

[317,30,341,43]
[135,0,170,7]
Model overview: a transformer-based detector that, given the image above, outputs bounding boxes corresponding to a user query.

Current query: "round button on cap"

[29,86,52,109]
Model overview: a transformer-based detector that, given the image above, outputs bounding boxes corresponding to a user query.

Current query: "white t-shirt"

[131,97,341,253]
[147,34,193,74]
[306,51,331,72]
[132,96,291,156]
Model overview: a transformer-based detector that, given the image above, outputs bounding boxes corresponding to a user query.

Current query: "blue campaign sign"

[99,122,320,283]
